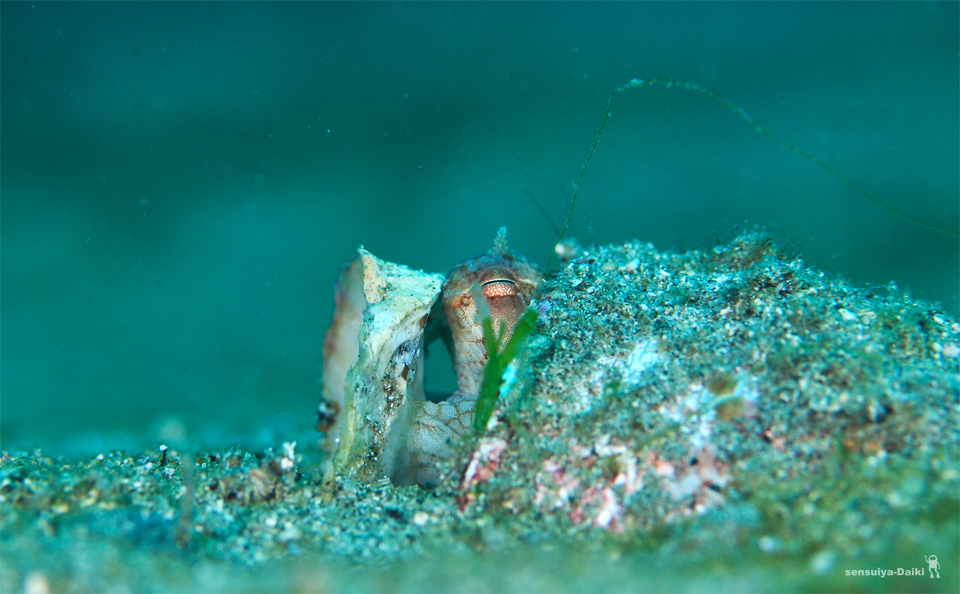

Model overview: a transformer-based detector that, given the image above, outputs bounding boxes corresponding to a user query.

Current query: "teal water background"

[2,2,957,451]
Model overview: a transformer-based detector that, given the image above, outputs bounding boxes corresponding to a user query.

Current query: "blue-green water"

[2,2,957,450]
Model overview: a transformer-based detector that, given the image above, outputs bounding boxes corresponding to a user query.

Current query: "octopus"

[320,228,542,486]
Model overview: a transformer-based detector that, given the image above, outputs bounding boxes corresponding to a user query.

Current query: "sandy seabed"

[2,230,957,593]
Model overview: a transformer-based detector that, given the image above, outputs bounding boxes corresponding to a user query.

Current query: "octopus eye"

[481,279,520,299]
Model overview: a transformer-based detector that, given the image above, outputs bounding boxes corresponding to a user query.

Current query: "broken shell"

[319,257,363,439]
[322,248,443,485]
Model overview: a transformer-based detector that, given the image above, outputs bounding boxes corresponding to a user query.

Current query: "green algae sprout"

[473,307,538,434]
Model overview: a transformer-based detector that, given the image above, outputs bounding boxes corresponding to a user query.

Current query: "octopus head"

[441,227,543,397]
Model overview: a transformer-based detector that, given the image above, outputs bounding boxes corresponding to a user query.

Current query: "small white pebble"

[839,308,857,322]
[886,491,906,508]
[758,536,778,553]
[809,550,837,574]
[942,343,959,358]
[413,511,430,526]
[654,460,675,478]
[24,571,50,594]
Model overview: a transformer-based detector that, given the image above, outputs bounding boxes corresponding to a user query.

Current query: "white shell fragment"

[322,248,444,485]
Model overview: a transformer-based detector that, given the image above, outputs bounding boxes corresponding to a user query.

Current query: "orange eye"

[482,280,519,299]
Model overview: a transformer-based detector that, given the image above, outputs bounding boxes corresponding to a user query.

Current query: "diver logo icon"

[925,555,940,579]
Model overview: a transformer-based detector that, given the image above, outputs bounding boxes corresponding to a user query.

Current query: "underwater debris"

[320,248,443,486]
[457,436,508,511]
[320,228,542,487]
